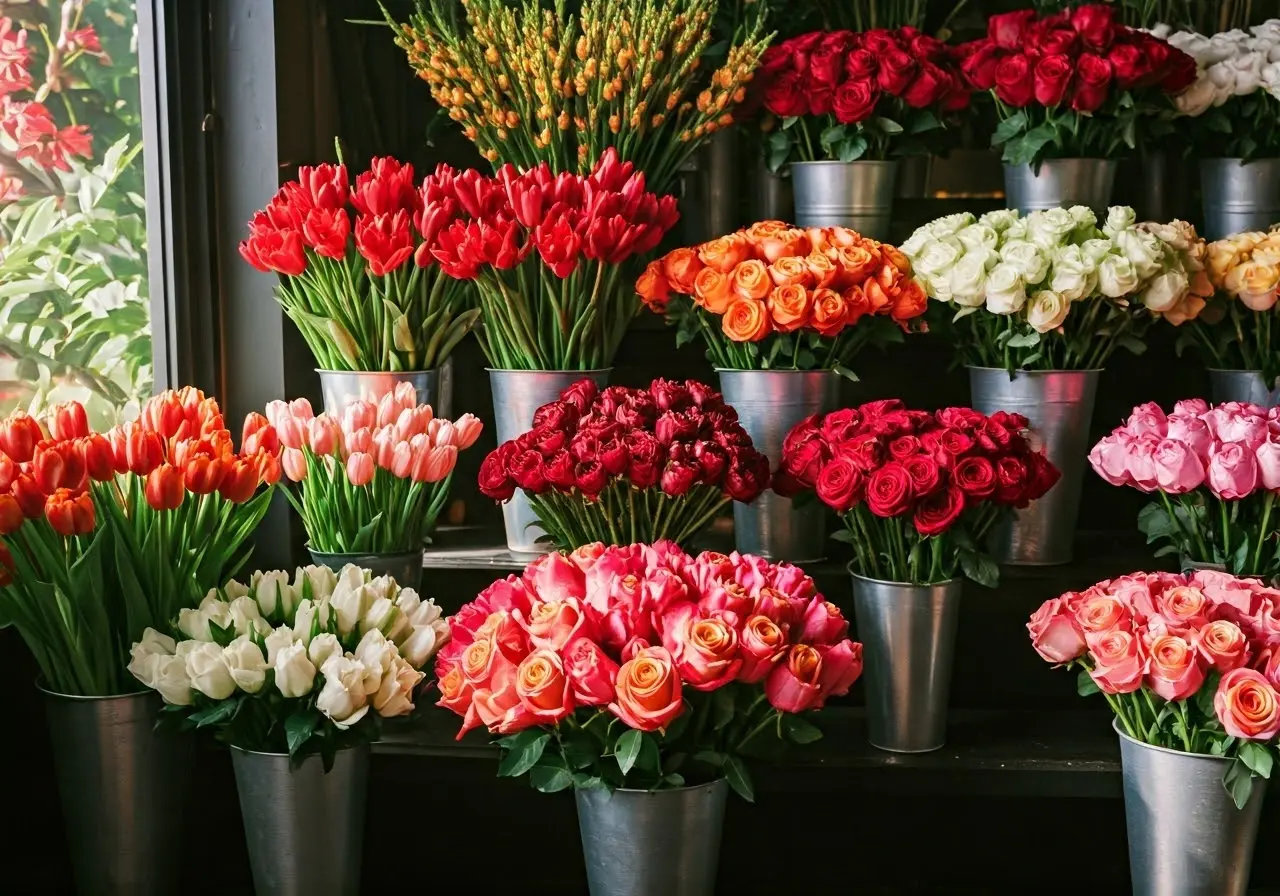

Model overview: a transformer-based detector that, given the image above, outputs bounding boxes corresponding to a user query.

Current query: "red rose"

[861,29,900,57]
[763,70,809,118]
[989,410,1029,433]
[988,10,1036,49]
[1108,41,1151,91]
[537,428,567,455]
[910,34,947,61]
[832,80,880,124]
[560,379,599,413]
[993,456,1028,505]
[888,435,921,460]
[865,462,913,518]
[993,54,1035,107]
[511,449,547,494]
[1025,451,1062,503]
[650,379,693,411]
[782,438,829,488]
[902,63,945,109]
[783,415,822,453]
[626,431,663,490]
[845,48,878,80]
[687,381,722,409]
[1035,24,1080,57]
[913,485,966,537]
[1070,4,1117,51]
[575,461,608,497]
[820,409,861,443]
[815,456,862,514]
[655,410,699,445]
[478,445,517,501]
[694,441,727,484]
[838,433,885,473]
[661,461,698,497]
[1160,45,1197,93]
[877,49,918,95]
[1072,53,1114,112]
[532,399,580,431]
[903,455,942,495]
[960,39,1001,91]
[809,32,853,87]
[939,70,973,112]
[758,44,792,77]
[809,88,834,116]
[726,453,769,502]
[782,31,824,62]
[1033,54,1074,107]
[952,456,997,498]
[542,450,575,490]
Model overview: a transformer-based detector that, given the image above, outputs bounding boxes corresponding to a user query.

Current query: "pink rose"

[1257,439,1280,490]
[1027,597,1086,663]
[563,637,620,705]
[731,552,773,594]
[765,644,824,713]
[1125,434,1162,492]
[1191,569,1259,613]
[609,645,685,732]
[1156,585,1211,632]
[738,615,790,683]
[816,639,863,699]
[1124,401,1168,437]
[525,551,587,601]
[1146,633,1205,702]
[1166,414,1214,459]
[1173,398,1209,417]
[1207,442,1260,499]
[643,567,689,618]
[1087,629,1145,694]
[799,598,850,645]
[750,587,795,626]
[517,598,591,651]
[699,580,753,620]
[515,649,575,724]
[1074,594,1131,634]
[568,541,606,570]
[768,562,819,603]
[1152,438,1206,494]
[1106,574,1160,620]
[588,573,654,654]
[1205,403,1269,449]
[1214,667,1280,740]
[1260,648,1280,690]
[1198,619,1249,672]
[684,552,735,594]
[1088,433,1134,486]
[661,603,742,691]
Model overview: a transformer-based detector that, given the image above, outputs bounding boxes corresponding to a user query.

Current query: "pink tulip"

[372,426,397,469]
[376,391,402,427]
[432,419,457,449]
[274,413,304,451]
[392,381,417,407]
[412,444,457,483]
[390,441,414,478]
[288,398,315,421]
[307,415,339,455]
[345,426,372,454]
[343,400,377,434]
[452,413,484,449]
[346,451,375,486]
[396,406,432,440]
[281,447,307,482]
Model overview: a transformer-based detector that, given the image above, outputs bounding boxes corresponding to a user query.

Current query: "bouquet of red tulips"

[477,379,770,550]
[425,149,680,371]
[238,152,478,373]
[268,383,483,554]
[776,400,1060,585]
[0,389,280,695]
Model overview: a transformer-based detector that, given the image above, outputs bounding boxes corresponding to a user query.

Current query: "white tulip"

[185,641,236,700]
[294,564,338,601]
[223,580,250,602]
[223,636,268,694]
[316,655,371,729]
[354,630,399,694]
[1026,290,1071,333]
[373,655,425,718]
[274,643,317,698]
[401,620,450,669]
[983,263,1027,315]
[1097,253,1142,298]
[307,633,343,670]
[360,597,401,639]
[152,655,193,706]
[331,582,371,638]
[178,591,232,641]
[128,628,176,688]
[293,598,318,646]
[998,240,1049,285]
[336,564,368,590]
[1140,270,1190,313]
[365,575,397,602]
[228,596,264,637]
[252,570,292,617]
[264,625,297,665]
[1049,246,1097,302]
[399,592,442,628]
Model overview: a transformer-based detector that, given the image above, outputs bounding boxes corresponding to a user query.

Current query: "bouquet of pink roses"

[1089,399,1280,579]
[1028,569,1280,807]
[435,542,863,801]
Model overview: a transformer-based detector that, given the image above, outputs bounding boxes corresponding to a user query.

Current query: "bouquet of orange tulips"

[0,389,280,696]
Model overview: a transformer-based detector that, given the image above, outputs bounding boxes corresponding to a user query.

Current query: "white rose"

[956,224,999,253]
[1231,51,1266,95]
[308,633,343,670]
[1147,23,1171,40]
[1263,61,1280,98]
[293,598,318,646]
[1049,245,1097,301]
[274,643,317,699]
[1141,270,1190,313]
[1208,33,1248,65]
[264,625,297,665]
[401,621,450,669]
[1097,253,1143,298]
[331,582,371,638]
[128,628,176,688]
[152,655,193,706]
[294,564,338,601]
[1115,229,1164,279]
[1175,75,1219,116]
[1004,218,1029,241]
[978,209,1020,233]
[899,226,932,258]
[1068,205,1098,233]
[999,239,1050,285]
[1081,238,1114,264]
[184,641,236,700]
[228,596,264,637]
[1208,60,1238,94]
[1026,290,1071,333]
[1252,21,1280,42]
[223,636,268,694]
[252,570,292,618]
[947,249,996,304]
[1026,208,1075,251]
[912,238,962,277]
[1102,206,1136,237]
[316,655,371,730]
[924,212,974,241]
[1168,31,1211,60]
[372,655,425,719]
[983,263,1027,315]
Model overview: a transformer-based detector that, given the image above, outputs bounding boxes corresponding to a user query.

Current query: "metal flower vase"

[317,359,453,417]
[575,779,728,896]
[1118,725,1264,896]
[307,548,422,591]
[850,575,962,753]
[968,367,1101,566]
[753,158,793,223]
[1200,158,1280,240]
[1002,159,1117,214]
[490,369,612,554]
[1207,370,1280,408]
[717,369,840,562]
[790,160,898,239]
[42,688,189,896]
[231,744,370,896]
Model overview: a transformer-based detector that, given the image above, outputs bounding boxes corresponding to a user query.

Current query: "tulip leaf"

[1076,669,1100,697]
[615,728,644,775]
[285,709,321,756]
[1240,742,1274,780]
[724,755,755,803]
[529,762,573,793]
[498,729,549,778]
[783,715,824,745]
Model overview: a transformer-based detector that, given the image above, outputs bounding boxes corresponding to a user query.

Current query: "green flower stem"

[527,482,729,550]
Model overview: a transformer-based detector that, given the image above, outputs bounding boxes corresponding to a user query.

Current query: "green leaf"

[1005,331,1041,349]
[834,134,868,163]
[662,773,686,788]
[830,527,856,544]
[694,750,727,768]
[832,363,860,382]
[783,715,824,745]
[724,755,755,803]
[959,549,999,588]
[1077,668,1100,696]
[872,116,904,135]
[907,110,941,135]
[209,619,237,648]
[819,124,847,149]
[710,687,736,731]
[285,709,320,755]
[1005,123,1059,166]
[498,729,550,778]
[1224,758,1257,810]
[615,729,644,775]
[991,110,1029,147]
[781,116,800,130]
[529,763,574,793]
[1240,742,1274,779]
[189,699,240,728]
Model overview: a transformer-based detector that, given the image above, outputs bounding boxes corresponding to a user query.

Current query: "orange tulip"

[44,488,95,536]
[721,297,771,342]
[698,234,752,273]
[767,285,813,333]
[12,474,46,519]
[730,259,772,301]
[141,391,186,439]
[184,455,226,495]
[811,288,850,338]
[219,457,259,503]
[81,434,116,482]
[48,402,89,441]
[0,411,44,464]
[0,493,22,535]
[693,267,735,314]
[661,247,703,294]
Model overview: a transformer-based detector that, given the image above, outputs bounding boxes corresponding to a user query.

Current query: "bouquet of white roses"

[902,206,1211,371]
[128,564,449,768]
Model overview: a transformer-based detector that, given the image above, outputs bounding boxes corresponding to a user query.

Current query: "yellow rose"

[1207,233,1263,285]
[1226,262,1280,311]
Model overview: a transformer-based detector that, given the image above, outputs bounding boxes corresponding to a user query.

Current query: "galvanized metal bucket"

[1117,724,1264,896]
[41,688,189,896]
[790,160,898,239]
[753,160,793,224]
[1200,158,1280,240]
[968,367,1101,566]
[316,360,453,418]
[1002,158,1117,214]
[307,548,423,591]
[681,128,739,244]
[851,574,962,753]
[230,744,370,896]
[717,369,840,562]
[1208,369,1280,408]
[575,779,728,896]
[489,369,612,554]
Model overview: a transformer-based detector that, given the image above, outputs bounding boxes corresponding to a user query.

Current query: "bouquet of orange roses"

[637,221,925,374]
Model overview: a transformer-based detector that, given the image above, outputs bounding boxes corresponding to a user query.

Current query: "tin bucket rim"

[1113,718,1226,763]
[849,569,960,589]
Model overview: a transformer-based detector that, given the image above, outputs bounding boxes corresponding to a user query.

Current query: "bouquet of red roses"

[436,542,863,801]
[478,379,770,550]
[776,400,1060,585]
[753,27,972,171]
[957,5,1195,165]
[425,149,680,371]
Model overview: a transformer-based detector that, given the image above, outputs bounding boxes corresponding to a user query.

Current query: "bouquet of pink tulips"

[1089,399,1280,579]
[265,384,483,553]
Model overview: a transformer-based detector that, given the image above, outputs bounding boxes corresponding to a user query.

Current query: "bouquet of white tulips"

[128,564,449,768]
[901,206,1211,372]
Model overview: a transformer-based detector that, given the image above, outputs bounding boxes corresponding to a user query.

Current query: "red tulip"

[0,493,23,535]
[238,227,306,277]
[350,157,418,217]
[218,458,258,503]
[142,391,186,439]
[32,443,67,493]
[0,452,14,491]
[355,211,415,277]
[12,474,47,519]
[241,413,278,456]
[255,450,281,487]
[296,162,349,211]
[302,206,350,260]
[0,411,43,464]
[145,463,185,511]
[44,488,95,536]
[48,402,89,440]
[125,426,165,477]
[0,543,12,586]
[81,435,116,482]
[183,455,225,495]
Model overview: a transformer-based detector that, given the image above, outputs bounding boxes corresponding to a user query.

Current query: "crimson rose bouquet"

[478,379,769,550]
[1090,399,1280,579]
[1029,569,1280,807]
[424,149,679,371]
[776,401,1060,586]
[958,5,1195,165]
[754,27,972,171]
[238,152,477,373]
[436,542,863,801]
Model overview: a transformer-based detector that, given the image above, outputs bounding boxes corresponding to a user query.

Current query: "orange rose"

[662,247,703,294]
[757,227,811,263]
[842,284,873,327]
[722,297,772,342]
[731,259,772,300]
[768,256,814,289]
[694,266,735,314]
[804,226,832,254]
[767,285,813,333]
[806,252,838,288]
[829,245,877,288]
[825,227,860,249]
[698,234,752,273]
[863,277,891,314]
[811,288,850,337]
[890,278,928,322]
[635,261,671,312]
[609,645,685,732]
[880,243,912,274]
[746,220,789,243]
[515,649,574,723]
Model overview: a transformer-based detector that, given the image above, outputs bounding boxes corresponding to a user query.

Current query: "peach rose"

[1074,595,1130,634]
[609,645,685,732]
[810,288,850,338]
[436,661,482,738]
[461,634,519,690]
[473,682,538,734]
[1207,233,1260,284]
[863,277,892,314]
[1225,261,1280,311]
[518,598,589,651]
[1028,596,1086,663]
[699,234,752,273]
[767,285,813,333]
[663,604,741,690]
[563,636,620,705]
[764,643,823,713]
[662,247,703,294]
[694,266,735,314]
[738,614,789,683]
[731,259,772,300]
[889,279,928,322]
[635,261,671,312]
[1214,668,1280,740]
[880,243,911,274]
[825,227,860,249]
[1157,585,1209,631]
[804,227,832,254]
[768,256,815,289]
[828,244,878,288]
[721,297,771,342]
[841,285,874,326]
[515,648,575,723]
[746,220,789,243]
[1198,619,1248,672]
[1087,629,1144,694]
[757,227,811,263]
[1146,633,1205,702]
[805,252,838,288]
